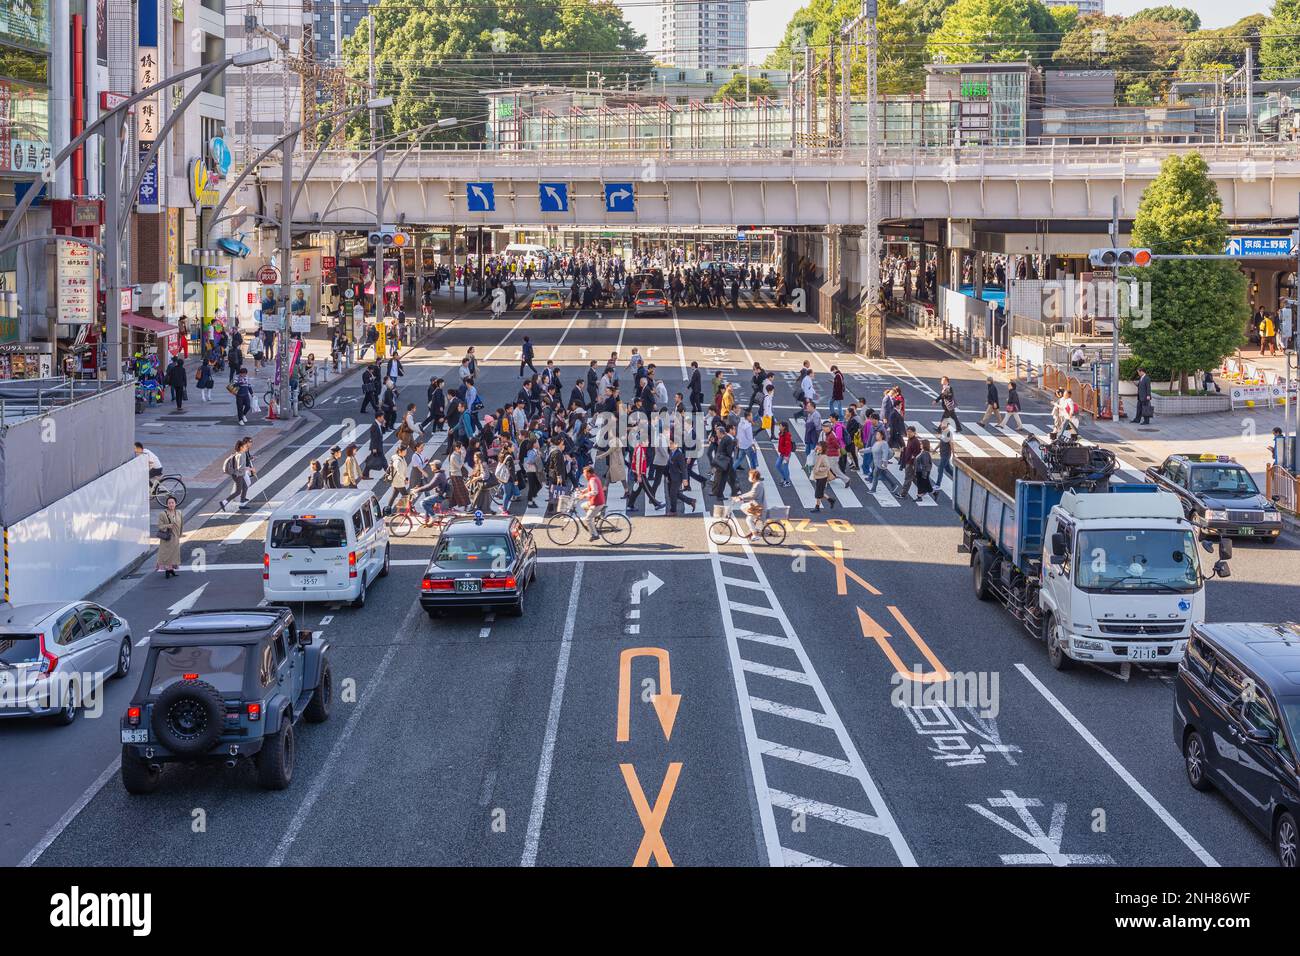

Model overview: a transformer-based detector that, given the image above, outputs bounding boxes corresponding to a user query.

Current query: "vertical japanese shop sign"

[57,241,95,324]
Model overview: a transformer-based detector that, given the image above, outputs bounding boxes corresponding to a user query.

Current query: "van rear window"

[270,518,347,549]
[0,636,41,665]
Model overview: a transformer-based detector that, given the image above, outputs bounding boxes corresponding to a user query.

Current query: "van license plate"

[121,729,149,744]
[297,575,322,587]
[1128,646,1159,661]
[456,580,481,593]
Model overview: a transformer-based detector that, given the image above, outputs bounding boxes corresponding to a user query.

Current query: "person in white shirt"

[760,384,775,435]
[736,411,757,471]
[801,370,818,407]
[135,442,163,484]
[1070,346,1085,369]
[1052,388,1080,436]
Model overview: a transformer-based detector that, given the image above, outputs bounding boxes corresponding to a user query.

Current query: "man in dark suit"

[586,360,600,410]
[1135,368,1153,425]
[365,413,386,478]
[688,361,703,413]
[665,441,696,515]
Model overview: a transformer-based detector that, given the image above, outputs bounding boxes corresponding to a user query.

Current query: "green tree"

[1123,153,1248,394]
[340,0,649,144]
[1261,0,1300,78]
[1048,4,1078,39]
[764,0,922,93]
[1178,14,1266,81]
[927,0,1044,64]
[910,0,960,36]
[1129,5,1201,32]
[712,74,778,101]
[1054,13,1186,104]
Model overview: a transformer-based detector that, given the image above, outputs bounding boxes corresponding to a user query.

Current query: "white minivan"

[263,489,390,608]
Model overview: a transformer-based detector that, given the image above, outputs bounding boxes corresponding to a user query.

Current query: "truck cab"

[1039,489,1225,670]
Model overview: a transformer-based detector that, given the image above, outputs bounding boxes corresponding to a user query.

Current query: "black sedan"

[1145,453,1283,542]
[420,515,538,618]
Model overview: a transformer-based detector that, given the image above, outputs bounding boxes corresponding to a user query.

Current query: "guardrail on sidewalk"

[1267,463,1299,516]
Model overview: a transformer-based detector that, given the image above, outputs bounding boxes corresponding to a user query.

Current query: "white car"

[0,602,133,725]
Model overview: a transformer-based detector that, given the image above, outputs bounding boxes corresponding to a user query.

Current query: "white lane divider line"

[1014,662,1218,867]
[768,789,893,835]
[757,740,855,776]
[782,847,840,867]
[521,563,585,867]
[748,696,834,727]
[671,305,688,381]
[741,659,812,685]
[479,611,496,640]
[547,312,580,361]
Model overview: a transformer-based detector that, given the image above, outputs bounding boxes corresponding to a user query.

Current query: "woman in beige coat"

[596,426,627,499]
[341,444,362,488]
[156,496,184,578]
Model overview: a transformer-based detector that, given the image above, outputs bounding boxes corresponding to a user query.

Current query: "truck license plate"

[121,729,149,744]
[1128,646,1159,661]
[456,579,481,593]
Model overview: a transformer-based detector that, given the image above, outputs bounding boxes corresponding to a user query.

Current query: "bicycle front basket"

[556,495,574,513]
[712,503,730,519]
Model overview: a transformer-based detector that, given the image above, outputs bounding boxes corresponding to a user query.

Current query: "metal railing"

[0,379,132,426]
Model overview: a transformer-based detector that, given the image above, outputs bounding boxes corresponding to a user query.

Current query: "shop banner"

[56,241,94,324]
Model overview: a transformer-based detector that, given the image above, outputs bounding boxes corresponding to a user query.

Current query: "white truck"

[952,437,1231,670]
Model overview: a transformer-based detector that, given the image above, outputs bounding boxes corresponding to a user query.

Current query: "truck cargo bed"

[952,454,1059,573]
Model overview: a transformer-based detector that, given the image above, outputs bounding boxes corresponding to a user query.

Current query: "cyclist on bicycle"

[731,467,767,541]
[411,460,450,518]
[575,464,606,542]
[135,442,163,487]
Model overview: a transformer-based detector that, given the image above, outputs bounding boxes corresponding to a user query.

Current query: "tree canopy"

[712,74,778,102]
[340,0,650,144]
[927,0,1062,65]
[1123,153,1248,392]
[764,0,923,93]
[1129,5,1201,33]
[1053,13,1187,105]
[1260,0,1300,79]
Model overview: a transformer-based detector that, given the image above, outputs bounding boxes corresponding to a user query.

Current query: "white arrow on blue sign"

[467,182,496,212]
[604,183,634,212]
[1224,236,1294,257]
[539,182,568,213]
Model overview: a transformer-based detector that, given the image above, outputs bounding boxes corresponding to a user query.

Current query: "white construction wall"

[5,456,150,604]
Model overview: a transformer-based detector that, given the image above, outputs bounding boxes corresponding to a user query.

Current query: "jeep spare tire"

[152,679,225,755]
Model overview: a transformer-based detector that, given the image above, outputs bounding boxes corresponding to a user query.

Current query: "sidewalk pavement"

[134,286,478,504]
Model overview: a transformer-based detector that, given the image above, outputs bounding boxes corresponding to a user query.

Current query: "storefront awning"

[122,313,179,337]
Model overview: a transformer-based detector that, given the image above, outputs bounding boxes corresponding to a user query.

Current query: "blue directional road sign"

[604,183,635,213]
[1224,235,1295,257]
[466,182,496,212]
[539,182,568,213]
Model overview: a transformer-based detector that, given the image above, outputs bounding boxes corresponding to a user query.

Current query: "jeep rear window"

[270,518,347,549]
[0,636,41,665]
[149,645,247,695]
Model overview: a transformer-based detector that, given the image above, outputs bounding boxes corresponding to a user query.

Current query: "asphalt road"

[5,292,1292,868]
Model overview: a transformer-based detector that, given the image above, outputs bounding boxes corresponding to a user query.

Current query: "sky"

[620,0,1275,66]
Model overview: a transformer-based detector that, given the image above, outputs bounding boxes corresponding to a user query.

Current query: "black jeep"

[119,607,333,793]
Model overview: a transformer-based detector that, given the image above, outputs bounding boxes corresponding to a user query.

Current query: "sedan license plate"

[1238,527,1255,536]
[121,729,149,744]
[1128,646,1159,661]
[456,579,481,593]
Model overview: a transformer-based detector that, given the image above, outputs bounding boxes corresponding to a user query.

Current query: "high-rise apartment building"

[1044,0,1103,14]
[660,1,748,71]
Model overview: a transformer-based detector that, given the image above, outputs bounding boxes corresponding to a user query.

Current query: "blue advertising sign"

[137,144,160,213]
[539,182,568,212]
[604,183,634,212]
[209,136,232,176]
[1224,236,1295,257]
[467,182,495,212]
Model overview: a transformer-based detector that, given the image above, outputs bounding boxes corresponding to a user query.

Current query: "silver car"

[0,602,133,725]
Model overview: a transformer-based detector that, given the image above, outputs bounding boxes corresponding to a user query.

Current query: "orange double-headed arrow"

[857,605,951,684]
[616,647,682,742]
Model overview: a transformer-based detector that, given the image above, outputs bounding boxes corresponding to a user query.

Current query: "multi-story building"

[312,0,374,63]
[660,0,748,71]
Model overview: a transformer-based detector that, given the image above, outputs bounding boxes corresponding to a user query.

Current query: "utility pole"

[861,0,880,355]
[370,15,385,334]
[103,110,124,380]
[804,45,814,142]
[1109,195,1121,422]
[277,131,297,419]
[1246,44,1255,143]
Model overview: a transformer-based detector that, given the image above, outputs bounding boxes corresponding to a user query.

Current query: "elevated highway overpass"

[268,142,1300,230]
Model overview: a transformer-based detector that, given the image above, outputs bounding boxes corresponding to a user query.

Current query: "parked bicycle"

[149,473,188,508]
[707,503,789,546]
[544,495,632,546]
[264,385,316,409]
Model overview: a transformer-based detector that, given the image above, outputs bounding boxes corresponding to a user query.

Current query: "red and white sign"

[99,91,134,113]
[257,266,280,285]
[56,241,95,324]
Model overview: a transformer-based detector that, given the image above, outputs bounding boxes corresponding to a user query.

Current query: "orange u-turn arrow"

[857,606,951,684]
[617,647,682,742]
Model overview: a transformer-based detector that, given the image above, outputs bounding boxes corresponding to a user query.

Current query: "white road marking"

[671,305,688,381]
[521,563,585,867]
[547,312,580,361]
[757,740,855,775]
[1014,662,1218,867]
[217,422,342,526]
[615,309,628,358]
[19,757,123,867]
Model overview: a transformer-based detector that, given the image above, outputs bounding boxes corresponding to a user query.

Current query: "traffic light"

[368,228,412,249]
[1088,248,1152,268]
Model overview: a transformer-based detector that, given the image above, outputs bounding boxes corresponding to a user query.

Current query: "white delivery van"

[263,489,390,608]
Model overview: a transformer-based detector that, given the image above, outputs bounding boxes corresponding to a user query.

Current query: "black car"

[420,515,538,618]
[119,607,332,794]
[1145,453,1283,542]
[1174,621,1300,866]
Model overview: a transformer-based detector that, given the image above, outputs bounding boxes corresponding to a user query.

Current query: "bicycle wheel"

[598,512,632,546]
[545,514,580,546]
[300,391,315,409]
[153,476,187,507]
[264,389,276,406]
[708,519,734,545]
[386,513,414,537]
[761,520,787,547]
